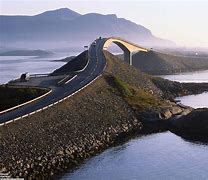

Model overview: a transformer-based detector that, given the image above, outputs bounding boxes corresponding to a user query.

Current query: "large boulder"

[170,108,208,141]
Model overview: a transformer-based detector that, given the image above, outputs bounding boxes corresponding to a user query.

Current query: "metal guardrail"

[30,73,50,77]
[74,52,90,73]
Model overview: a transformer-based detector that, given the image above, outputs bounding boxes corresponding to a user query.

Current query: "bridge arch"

[102,37,148,65]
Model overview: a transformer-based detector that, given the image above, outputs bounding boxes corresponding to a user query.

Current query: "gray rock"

[170,106,182,115]
[160,109,172,119]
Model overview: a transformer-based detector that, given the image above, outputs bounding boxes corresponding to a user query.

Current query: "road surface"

[0,38,106,124]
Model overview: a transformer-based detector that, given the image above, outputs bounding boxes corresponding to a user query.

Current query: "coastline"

[1,52,208,179]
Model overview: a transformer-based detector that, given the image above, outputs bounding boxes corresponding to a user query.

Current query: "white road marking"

[65,75,78,84]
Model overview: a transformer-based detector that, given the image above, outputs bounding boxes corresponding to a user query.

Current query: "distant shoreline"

[0,50,53,57]
[52,56,76,62]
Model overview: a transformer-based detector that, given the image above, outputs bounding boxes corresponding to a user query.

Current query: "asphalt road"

[0,38,106,124]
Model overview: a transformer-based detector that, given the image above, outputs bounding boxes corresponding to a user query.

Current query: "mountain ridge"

[34,8,81,20]
[0,8,175,49]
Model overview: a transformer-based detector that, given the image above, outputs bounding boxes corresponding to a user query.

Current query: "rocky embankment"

[1,51,208,179]
[132,50,208,75]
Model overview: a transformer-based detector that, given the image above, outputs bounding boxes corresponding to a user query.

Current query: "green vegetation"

[0,86,48,111]
[126,89,166,111]
[111,75,166,111]
[113,76,133,97]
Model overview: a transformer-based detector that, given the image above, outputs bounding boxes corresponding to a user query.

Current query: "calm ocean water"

[160,70,208,83]
[161,70,208,108]
[61,132,208,180]
[0,51,81,84]
[61,70,208,180]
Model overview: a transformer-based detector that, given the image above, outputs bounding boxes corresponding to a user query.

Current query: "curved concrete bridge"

[102,37,149,65]
[0,36,148,125]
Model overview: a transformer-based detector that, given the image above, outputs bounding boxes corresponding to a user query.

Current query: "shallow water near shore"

[61,70,208,180]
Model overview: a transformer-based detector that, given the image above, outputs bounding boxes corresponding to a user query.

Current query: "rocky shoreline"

[1,51,208,179]
[0,100,192,179]
[0,74,144,179]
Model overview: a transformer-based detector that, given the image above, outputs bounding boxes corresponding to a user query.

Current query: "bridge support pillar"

[124,50,132,65]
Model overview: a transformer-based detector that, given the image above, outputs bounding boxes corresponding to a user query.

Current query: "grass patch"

[113,76,133,97]
[0,86,48,111]
[109,75,167,111]
[126,89,166,111]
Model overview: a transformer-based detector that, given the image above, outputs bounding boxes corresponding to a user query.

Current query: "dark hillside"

[133,51,208,75]
[51,51,88,75]
[103,51,163,97]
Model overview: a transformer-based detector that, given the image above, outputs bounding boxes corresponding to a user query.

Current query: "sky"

[0,0,208,47]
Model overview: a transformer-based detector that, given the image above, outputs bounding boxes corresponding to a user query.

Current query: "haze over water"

[0,50,81,84]
[0,56,64,84]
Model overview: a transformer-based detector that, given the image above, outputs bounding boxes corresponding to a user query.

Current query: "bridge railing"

[30,73,50,77]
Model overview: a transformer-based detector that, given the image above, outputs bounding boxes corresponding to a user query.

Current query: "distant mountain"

[0,8,174,49]
[0,50,53,56]
[34,8,81,20]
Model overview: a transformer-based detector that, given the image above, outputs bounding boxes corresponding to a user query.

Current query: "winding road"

[0,37,148,125]
[0,38,106,124]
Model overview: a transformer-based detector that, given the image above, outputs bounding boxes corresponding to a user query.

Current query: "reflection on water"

[61,132,208,180]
